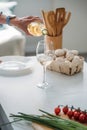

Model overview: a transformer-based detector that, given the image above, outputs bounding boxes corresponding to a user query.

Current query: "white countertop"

[0,56,87,130]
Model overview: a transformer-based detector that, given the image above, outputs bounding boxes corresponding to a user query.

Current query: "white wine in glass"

[27,22,48,36]
[36,39,54,89]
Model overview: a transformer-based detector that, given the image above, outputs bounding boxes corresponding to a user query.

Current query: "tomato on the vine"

[79,113,86,123]
[85,113,87,123]
[67,110,74,119]
[54,106,61,115]
[62,105,69,114]
[73,111,80,120]
[54,105,87,124]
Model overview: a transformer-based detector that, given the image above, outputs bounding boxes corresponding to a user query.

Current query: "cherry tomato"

[62,105,69,114]
[79,113,86,123]
[54,106,61,115]
[84,113,87,123]
[67,110,74,119]
[81,110,87,123]
[73,111,80,120]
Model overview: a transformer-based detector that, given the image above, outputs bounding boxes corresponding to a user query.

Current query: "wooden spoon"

[63,11,71,27]
[55,8,65,35]
[42,10,56,36]
[47,11,56,36]
[42,10,51,36]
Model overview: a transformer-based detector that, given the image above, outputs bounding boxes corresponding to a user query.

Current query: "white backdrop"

[53,0,87,53]
[14,0,87,54]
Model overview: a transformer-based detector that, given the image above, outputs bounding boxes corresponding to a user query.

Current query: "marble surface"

[0,56,87,130]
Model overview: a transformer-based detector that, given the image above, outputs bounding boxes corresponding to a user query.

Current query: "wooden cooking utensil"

[33,123,52,130]
[63,11,71,27]
[42,8,71,36]
[55,8,65,35]
[42,10,49,34]
[42,10,52,36]
[42,10,56,36]
[47,11,56,36]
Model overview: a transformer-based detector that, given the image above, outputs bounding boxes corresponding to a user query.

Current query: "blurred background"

[0,0,87,59]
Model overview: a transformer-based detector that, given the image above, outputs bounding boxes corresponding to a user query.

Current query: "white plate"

[0,56,34,76]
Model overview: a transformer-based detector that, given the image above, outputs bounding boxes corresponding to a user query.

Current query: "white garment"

[0,25,26,56]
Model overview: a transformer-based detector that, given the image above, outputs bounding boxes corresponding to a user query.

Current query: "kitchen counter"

[0,56,87,130]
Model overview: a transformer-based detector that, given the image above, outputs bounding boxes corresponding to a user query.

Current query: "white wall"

[14,0,87,54]
[53,0,87,53]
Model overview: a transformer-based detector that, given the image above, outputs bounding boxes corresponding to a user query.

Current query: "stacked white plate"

[0,56,34,76]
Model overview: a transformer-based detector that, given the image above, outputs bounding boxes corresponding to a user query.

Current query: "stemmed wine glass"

[36,39,54,89]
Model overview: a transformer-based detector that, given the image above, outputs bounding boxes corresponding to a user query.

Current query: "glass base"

[37,82,48,89]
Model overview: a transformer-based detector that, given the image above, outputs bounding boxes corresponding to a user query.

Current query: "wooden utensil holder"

[45,34,62,50]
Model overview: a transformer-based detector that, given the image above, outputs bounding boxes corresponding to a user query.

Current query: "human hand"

[10,16,43,35]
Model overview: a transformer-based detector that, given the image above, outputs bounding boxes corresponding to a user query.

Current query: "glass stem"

[43,65,46,84]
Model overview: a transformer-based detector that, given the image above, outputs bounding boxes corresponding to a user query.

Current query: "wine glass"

[27,22,48,36]
[36,39,54,89]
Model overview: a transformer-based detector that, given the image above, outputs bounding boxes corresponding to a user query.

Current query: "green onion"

[9,110,87,130]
